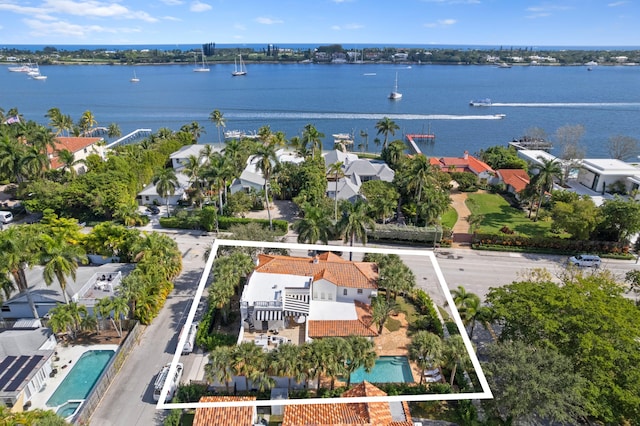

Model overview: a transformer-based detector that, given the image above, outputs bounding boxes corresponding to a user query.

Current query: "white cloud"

[24,18,140,38]
[38,0,157,22]
[608,1,628,6]
[190,1,211,12]
[234,24,246,30]
[424,18,457,28]
[255,16,283,25]
[160,0,184,5]
[163,16,182,21]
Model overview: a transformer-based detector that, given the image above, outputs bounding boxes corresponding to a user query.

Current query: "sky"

[0,0,638,47]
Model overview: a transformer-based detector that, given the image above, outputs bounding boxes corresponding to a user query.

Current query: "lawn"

[465,192,553,237]
[441,207,458,229]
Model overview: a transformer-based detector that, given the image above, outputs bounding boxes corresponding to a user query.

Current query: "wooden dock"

[405,133,436,155]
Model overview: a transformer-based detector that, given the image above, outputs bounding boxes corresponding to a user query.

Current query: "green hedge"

[158,214,289,235]
[472,233,629,255]
[367,224,443,244]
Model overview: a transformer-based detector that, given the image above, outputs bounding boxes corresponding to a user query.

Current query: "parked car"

[568,254,601,268]
[145,205,160,215]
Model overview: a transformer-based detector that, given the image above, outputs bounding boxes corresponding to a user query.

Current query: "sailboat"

[232,54,247,76]
[193,50,210,72]
[388,72,402,100]
[130,68,140,83]
[29,63,47,80]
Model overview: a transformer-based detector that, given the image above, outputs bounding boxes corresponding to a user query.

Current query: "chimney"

[313,255,319,264]
[463,150,469,160]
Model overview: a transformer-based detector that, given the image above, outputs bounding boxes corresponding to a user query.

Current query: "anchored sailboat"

[232,55,247,76]
[130,68,140,83]
[193,50,210,72]
[388,72,402,100]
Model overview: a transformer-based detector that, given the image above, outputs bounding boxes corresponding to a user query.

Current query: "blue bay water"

[2,62,639,158]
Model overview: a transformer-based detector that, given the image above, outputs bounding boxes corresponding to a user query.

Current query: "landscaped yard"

[466,192,554,237]
[441,207,458,230]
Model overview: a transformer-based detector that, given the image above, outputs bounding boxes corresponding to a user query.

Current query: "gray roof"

[0,328,53,357]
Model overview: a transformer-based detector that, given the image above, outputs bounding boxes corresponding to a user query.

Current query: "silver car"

[568,254,601,268]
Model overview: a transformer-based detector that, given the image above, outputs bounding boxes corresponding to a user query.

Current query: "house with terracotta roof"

[496,169,530,198]
[192,396,257,426]
[48,136,105,173]
[429,151,495,183]
[239,253,379,341]
[281,381,413,426]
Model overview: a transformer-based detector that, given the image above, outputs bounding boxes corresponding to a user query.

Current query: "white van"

[568,254,601,268]
[0,211,13,224]
[180,321,199,355]
[153,362,183,402]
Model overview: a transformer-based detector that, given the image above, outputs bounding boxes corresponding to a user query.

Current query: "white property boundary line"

[157,239,493,409]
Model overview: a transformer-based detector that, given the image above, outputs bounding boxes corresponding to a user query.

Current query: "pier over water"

[405,133,436,155]
[106,129,152,149]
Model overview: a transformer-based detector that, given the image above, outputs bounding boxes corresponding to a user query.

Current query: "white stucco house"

[229,149,304,195]
[239,253,379,342]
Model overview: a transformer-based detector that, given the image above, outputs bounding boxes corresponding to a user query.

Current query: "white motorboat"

[469,98,492,107]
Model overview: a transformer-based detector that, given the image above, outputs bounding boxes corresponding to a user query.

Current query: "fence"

[72,321,143,425]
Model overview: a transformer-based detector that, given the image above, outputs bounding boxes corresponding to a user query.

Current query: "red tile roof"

[497,169,530,193]
[429,152,494,176]
[308,301,377,338]
[282,381,413,426]
[48,136,103,169]
[192,396,256,426]
[256,253,378,289]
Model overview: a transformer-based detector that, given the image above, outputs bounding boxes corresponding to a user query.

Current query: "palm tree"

[45,107,65,136]
[531,156,562,221]
[344,336,376,387]
[110,296,130,337]
[39,234,86,304]
[301,124,325,158]
[209,109,226,142]
[360,129,369,152]
[270,343,305,392]
[409,330,444,385]
[253,142,279,230]
[378,258,415,300]
[78,110,97,136]
[327,161,344,221]
[407,154,434,203]
[0,134,26,183]
[232,342,264,391]
[375,117,400,149]
[107,122,122,139]
[337,199,375,260]
[0,226,40,318]
[57,149,80,177]
[206,346,234,393]
[371,296,397,334]
[293,204,333,244]
[443,335,471,387]
[20,145,49,181]
[153,168,179,217]
[181,121,206,143]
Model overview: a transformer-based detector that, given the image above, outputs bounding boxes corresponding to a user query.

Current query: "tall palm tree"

[45,107,64,136]
[209,109,226,143]
[110,295,130,337]
[57,149,80,177]
[378,258,415,301]
[409,330,444,385]
[232,342,264,391]
[0,226,40,318]
[293,204,333,244]
[270,343,305,392]
[153,168,179,217]
[443,334,470,387]
[107,122,122,139]
[360,129,369,152]
[301,124,325,158]
[375,117,400,149]
[206,346,234,393]
[344,336,376,387]
[39,234,86,304]
[78,110,97,136]
[254,142,279,230]
[20,145,49,180]
[407,154,434,203]
[327,161,344,221]
[338,199,375,260]
[531,157,562,221]
[371,296,397,334]
[0,134,26,183]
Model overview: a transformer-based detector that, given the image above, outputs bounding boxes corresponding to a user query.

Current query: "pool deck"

[29,343,119,413]
[372,312,423,383]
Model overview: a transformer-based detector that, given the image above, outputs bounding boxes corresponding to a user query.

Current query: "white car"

[568,254,601,268]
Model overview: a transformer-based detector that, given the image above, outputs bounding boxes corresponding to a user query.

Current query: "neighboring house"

[239,253,378,341]
[192,396,257,426]
[1,264,131,319]
[0,321,57,412]
[576,158,640,195]
[516,149,560,172]
[136,172,190,206]
[48,136,105,174]
[496,169,530,198]
[230,149,303,195]
[282,381,414,426]
[323,150,395,201]
[169,143,223,170]
[429,151,494,183]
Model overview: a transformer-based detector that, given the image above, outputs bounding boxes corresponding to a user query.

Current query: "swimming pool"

[350,356,414,384]
[46,350,115,407]
[55,400,83,420]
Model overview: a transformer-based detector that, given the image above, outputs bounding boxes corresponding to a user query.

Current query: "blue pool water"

[46,350,115,407]
[56,400,82,418]
[350,356,414,384]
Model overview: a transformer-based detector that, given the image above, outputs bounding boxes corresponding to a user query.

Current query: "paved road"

[90,231,214,426]
[90,231,639,425]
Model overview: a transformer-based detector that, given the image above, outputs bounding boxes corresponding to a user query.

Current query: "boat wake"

[491,102,640,108]
[227,112,505,120]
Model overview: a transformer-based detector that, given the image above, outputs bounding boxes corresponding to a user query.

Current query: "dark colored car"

[146,205,160,215]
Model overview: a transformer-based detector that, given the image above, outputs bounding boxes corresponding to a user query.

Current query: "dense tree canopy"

[486,272,640,424]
